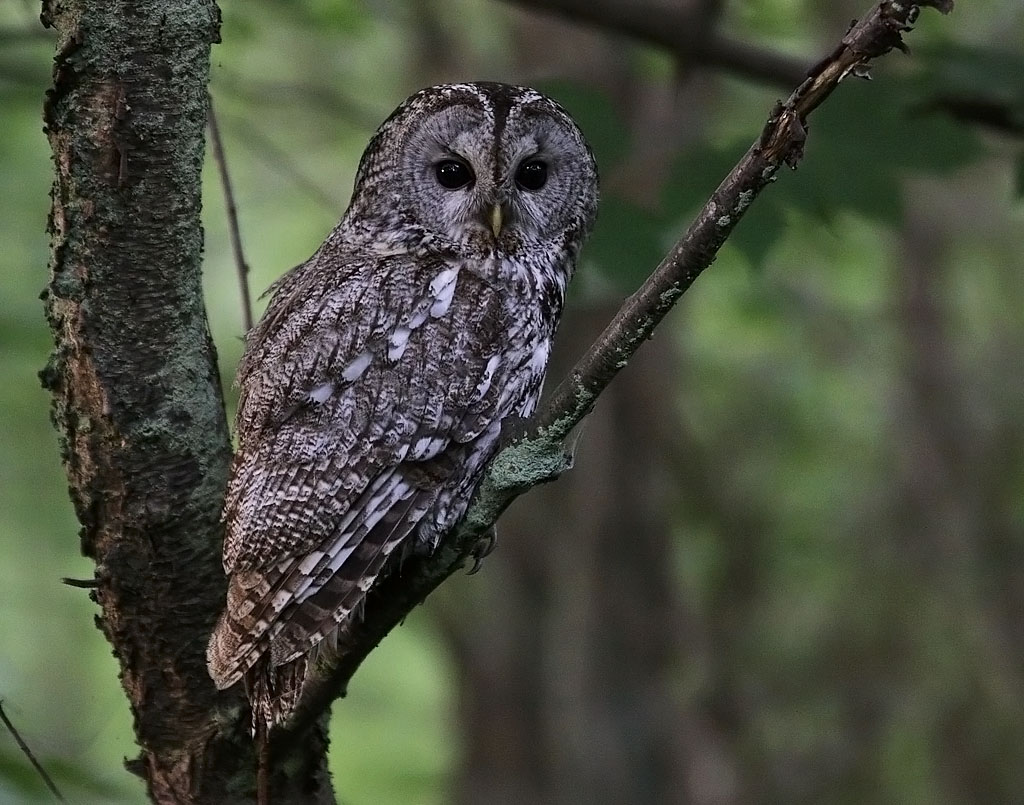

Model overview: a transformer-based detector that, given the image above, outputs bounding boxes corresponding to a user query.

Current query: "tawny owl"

[207,82,599,731]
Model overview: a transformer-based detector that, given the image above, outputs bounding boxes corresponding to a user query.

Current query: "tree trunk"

[40,1,332,801]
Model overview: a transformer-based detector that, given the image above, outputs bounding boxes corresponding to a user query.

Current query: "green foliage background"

[1,0,1022,802]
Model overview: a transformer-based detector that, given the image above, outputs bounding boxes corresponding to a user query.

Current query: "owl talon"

[467,527,497,574]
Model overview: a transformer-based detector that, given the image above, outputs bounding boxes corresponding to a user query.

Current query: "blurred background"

[2,0,1023,802]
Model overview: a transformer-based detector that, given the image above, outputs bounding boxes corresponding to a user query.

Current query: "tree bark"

[40,1,332,801]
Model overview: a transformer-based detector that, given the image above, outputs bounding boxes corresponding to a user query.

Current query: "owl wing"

[208,249,531,689]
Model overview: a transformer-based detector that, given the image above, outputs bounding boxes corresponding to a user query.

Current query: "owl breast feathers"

[207,82,598,730]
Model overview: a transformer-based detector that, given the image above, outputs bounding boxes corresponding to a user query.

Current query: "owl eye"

[435,158,474,190]
[515,159,548,191]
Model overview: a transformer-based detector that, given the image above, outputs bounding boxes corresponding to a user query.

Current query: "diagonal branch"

[275,0,954,748]
[0,701,65,802]
[208,94,255,334]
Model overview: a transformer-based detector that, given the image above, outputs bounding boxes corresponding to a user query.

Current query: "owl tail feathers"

[206,609,253,691]
[245,655,308,735]
[207,613,309,733]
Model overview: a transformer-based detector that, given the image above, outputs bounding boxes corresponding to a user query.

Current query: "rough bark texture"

[39,1,332,801]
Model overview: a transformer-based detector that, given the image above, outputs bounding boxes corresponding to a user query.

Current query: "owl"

[206,82,599,731]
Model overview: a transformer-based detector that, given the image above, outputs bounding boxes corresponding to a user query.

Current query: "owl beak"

[488,204,503,238]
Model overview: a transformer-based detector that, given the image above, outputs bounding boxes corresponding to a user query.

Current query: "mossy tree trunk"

[39,1,333,801]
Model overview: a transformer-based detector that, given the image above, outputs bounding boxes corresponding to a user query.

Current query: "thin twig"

[275,0,954,747]
[0,701,65,802]
[208,94,254,334]
[61,576,99,588]
[256,718,270,805]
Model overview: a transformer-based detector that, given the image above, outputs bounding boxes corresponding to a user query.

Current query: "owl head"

[344,82,598,255]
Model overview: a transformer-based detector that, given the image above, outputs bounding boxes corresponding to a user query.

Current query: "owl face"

[350,83,598,254]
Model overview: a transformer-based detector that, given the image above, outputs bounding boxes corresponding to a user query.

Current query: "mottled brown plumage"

[207,82,598,731]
